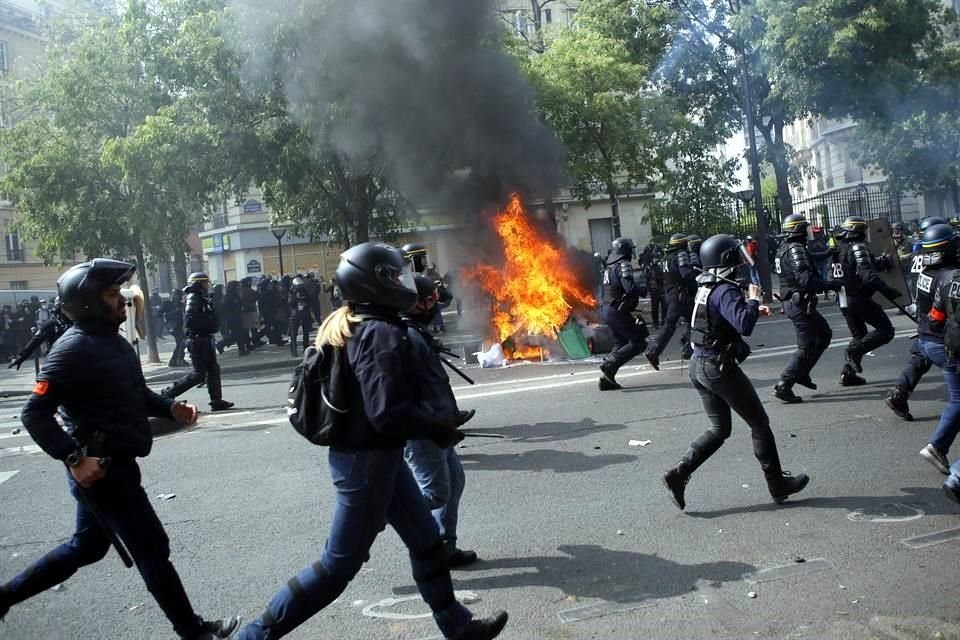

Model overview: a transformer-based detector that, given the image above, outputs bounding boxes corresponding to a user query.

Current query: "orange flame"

[463,193,596,345]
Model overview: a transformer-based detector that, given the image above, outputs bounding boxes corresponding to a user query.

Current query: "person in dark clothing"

[162,289,187,367]
[598,237,648,390]
[7,299,72,370]
[239,278,262,352]
[220,281,245,355]
[645,233,696,370]
[772,214,841,403]
[233,242,507,640]
[645,252,666,328]
[0,259,238,640]
[885,223,958,421]
[161,273,234,411]
[257,278,286,345]
[288,276,313,356]
[834,215,901,386]
[662,235,809,510]
[404,274,478,568]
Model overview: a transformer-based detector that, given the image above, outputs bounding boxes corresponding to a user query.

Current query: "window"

[565,7,577,27]
[5,230,23,261]
[9,281,27,290]
[544,8,552,24]
[0,42,7,73]
[514,11,532,37]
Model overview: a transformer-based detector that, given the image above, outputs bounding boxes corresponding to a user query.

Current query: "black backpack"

[287,342,350,445]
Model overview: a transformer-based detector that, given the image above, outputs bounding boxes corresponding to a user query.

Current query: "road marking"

[743,558,832,584]
[0,444,41,458]
[900,527,960,549]
[362,591,480,621]
[558,590,657,623]
[0,470,19,485]
[455,329,915,401]
[847,503,926,523]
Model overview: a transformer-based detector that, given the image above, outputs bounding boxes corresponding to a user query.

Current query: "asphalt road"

[2,306,960,640]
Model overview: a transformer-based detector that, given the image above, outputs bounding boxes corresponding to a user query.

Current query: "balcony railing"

[0,1,45,36]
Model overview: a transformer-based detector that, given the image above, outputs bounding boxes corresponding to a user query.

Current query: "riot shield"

[865,217,911,310]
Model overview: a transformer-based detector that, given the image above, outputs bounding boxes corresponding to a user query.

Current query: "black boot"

[773,381,803,404]
[598,363,621,390]
[451,611,509,640]
[845,348,863,373]
[644,350,660,371]
[456,409,476,426]
[839,365,866,386]
[663,467,691,510]
[884,385,913,421]
[796,376,817,390]
[210,400,235,412]
[182,616,241,640]
[447,547,479,568]
[0,584,10,621]
[766,471,810,504]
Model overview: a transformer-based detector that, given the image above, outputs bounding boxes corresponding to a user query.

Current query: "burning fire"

[463,193,596,349]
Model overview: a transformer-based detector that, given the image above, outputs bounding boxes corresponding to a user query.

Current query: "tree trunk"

[173,248,188,290]
[135,244,161,364]
[771,120,793,217]
[356,208,370,244]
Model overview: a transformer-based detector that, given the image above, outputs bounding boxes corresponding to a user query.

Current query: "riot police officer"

[645,233,695,370]
[7,297,71,370]
[687,234,703,270]
[163,288,187,367]
[162,273,234,411]
[288,276,313,356]
[885,223,959,420]
[404,275,478,567]
[645,249,666,328]
[233,243,507,640]
[599,237,648,390]
[773,213,840,403]
[833,216,901,386]
[0,259,238,639]
[662,235,809,510]
[403,242,431,274]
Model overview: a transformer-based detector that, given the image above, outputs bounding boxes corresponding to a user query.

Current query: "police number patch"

[694,287,710,305]
[917,273,933,294]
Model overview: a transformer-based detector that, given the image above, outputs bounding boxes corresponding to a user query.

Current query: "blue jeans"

[235,448,472,640]
[917,339,960,454]
[404,440,465,547]
[948,459,960,489]
[2,461,203,636]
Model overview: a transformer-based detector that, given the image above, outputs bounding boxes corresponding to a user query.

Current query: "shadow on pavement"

[459,449,636,473]
[393,544,754,603]
[686,486,957,519]
[461,418,625,444]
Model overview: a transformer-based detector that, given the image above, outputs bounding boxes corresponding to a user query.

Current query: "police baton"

[69,461,134,569]
[438,353,476,385]
[460,432,505,439]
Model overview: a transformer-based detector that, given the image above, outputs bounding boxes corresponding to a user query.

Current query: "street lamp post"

[270,227,287,276]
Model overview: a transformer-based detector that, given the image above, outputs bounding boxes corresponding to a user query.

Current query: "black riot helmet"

[414,274,439,302]
[401,242,429,273]
[666,233,688,253]
[700,234,752,280]
[839,216,868,241]
[185,272,210,295]
[687,234,703,252]
[610,237,635,259]
[782,213,810,240]
[920,216,947,231]
[57,259,137,322]
[336,242,419,312]
[920,223,959,267]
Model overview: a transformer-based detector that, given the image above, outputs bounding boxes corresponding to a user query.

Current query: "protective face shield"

[738,241,755,268]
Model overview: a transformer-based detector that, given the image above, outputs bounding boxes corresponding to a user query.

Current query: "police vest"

[836,242,872,298]
[663,251,689,290]
[775,240,813,298]
[690,283,739,350]
[917,266,955,339]
[602,259,631,306]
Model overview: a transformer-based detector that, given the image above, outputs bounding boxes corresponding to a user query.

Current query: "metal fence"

[651,184,905,239]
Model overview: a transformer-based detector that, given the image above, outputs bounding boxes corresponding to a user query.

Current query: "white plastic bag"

[476,343,506,368]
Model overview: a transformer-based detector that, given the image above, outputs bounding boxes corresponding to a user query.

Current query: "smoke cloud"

[228,0,566,214]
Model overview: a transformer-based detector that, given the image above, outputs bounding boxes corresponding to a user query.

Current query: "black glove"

[456,409,476,426]
[431,427,465,449]
[8,356,24,370]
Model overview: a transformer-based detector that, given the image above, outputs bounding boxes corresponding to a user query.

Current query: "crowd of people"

[596,212,960,513]
[0,297,61,365]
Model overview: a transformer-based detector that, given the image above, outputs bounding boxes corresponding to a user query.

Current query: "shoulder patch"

[32,380,49,396]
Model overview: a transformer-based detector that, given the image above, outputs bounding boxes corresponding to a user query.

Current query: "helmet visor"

[398,262,417,294]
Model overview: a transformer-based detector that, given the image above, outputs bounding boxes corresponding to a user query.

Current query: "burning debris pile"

[462,194,597,362]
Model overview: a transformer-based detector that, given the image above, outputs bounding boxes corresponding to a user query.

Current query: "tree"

[526,27,660,237]
[761,0,960,207]
[1,0,256,362]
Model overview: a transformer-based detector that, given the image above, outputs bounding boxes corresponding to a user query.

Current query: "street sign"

[243,199,263,214]
[247,259,262,274]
